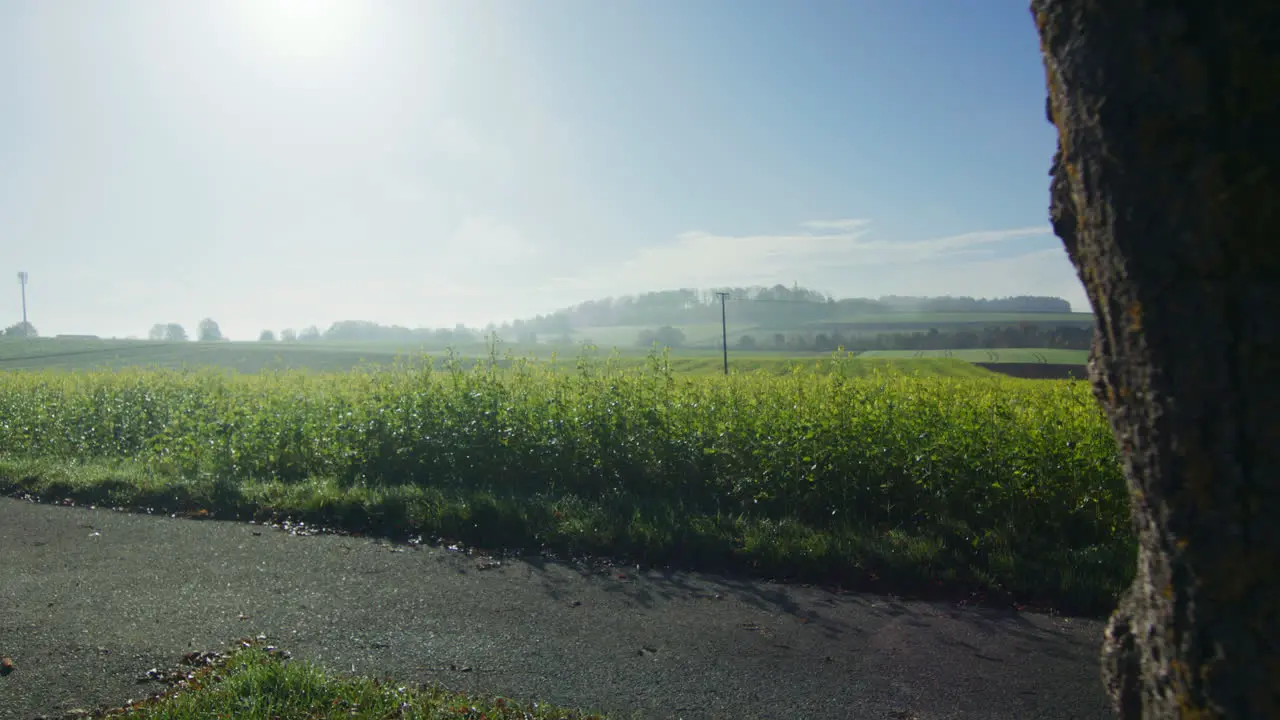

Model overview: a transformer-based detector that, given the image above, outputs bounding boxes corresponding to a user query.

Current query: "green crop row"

[0,350,1133,612]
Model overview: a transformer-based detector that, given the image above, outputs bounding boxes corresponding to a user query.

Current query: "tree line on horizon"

[516,286,1074,335]
[129,288,1080,346]
[736,322,1092,353]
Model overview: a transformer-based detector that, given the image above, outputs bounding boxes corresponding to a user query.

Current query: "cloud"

[539,220,1088,309]
[546,219,871,292]
[830,225,1056,266]
[854,245,1086,308]
[800,218,871,232]
[550,220,1056,294]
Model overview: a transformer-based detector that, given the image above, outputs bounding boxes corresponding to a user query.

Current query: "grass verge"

[78,639,613,719]
[0,455,1132,617]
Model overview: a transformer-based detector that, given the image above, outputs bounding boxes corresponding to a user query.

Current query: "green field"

[662,355,995,377]
[0,353,1132,616]
[0,337,424,372]
[801,311,1093,327]
[858,348,1089,364]
[0,337,1002,377]
[565,312,1096,350]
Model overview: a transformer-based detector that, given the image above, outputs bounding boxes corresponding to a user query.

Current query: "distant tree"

[323,320,420,344]
[658,326,686,347]
[299,325,321,342]
[737,334,758,350]
[148,323,168,341]
[197,318,224,342]
[279,328,297,343]
[773,333,786,349]
[163,323,188,342]
[258,329,276,342]
[2,321,37,338]
[637,325,686,348]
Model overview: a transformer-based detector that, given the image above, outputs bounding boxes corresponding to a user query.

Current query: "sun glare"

[234,0,368,62]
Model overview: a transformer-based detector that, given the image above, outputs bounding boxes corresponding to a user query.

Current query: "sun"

[233,0,368,62]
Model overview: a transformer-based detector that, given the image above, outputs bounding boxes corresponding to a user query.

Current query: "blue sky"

[0,0,1080,339]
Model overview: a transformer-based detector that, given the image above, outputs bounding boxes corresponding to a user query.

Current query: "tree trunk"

[1031,2,1280,717]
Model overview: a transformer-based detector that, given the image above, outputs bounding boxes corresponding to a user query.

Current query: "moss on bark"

[1032,1,1280,716]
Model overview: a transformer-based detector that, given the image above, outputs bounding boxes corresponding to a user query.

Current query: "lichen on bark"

[1032,1,1280,717]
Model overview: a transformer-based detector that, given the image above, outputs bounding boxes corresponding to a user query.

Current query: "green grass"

[99,640,612,719]
[0,338,422,373]
[0,349,1132,615]
[803,311,1094,326]
[564,312,1095,350]
[857,348,1089,364]
[630,354,994,377]
[0,337,999,378]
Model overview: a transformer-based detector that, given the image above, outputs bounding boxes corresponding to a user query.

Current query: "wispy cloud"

[550,220,1055,294]
[800,218,871,232]
[831,225,1054,266]
[882,246,1089,310]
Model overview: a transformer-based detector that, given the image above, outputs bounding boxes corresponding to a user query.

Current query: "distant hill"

[113,286,1088,352]
[0,337,1013,378]
[490,286,1092,349]
[501,287,1076,338]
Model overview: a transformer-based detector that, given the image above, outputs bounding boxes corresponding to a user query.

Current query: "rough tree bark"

[1031,2,1279,718]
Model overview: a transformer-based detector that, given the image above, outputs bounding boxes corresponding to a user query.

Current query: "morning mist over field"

[0,0,1083,340]
[7,2,1204,716]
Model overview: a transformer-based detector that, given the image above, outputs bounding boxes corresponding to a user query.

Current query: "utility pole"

[716,291,730,375]
[16,272,28,337]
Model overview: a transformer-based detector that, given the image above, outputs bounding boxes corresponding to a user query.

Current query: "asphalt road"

[0,497,1115,719]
